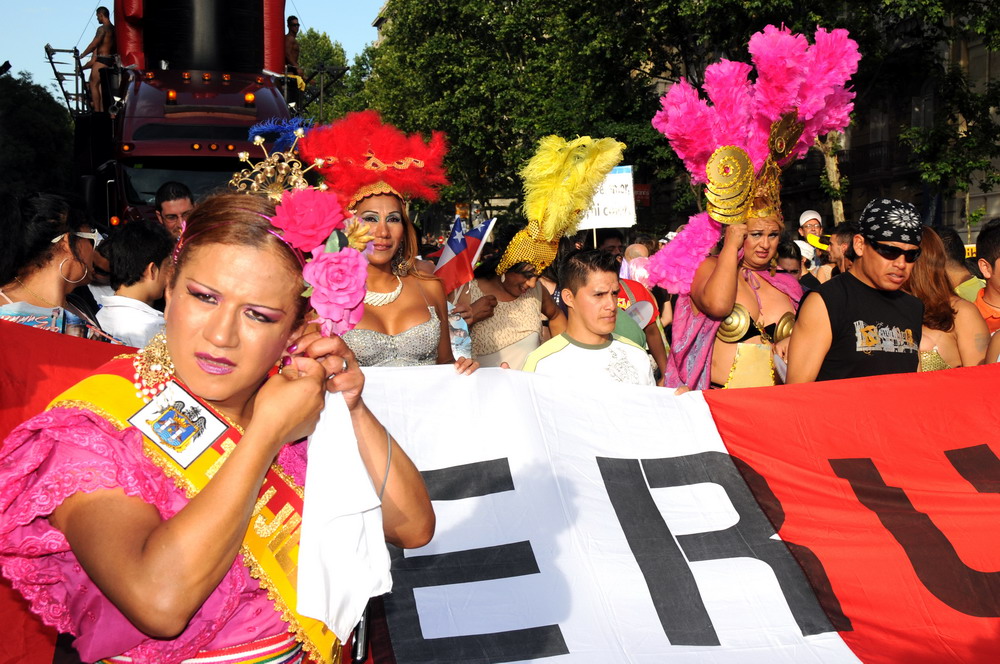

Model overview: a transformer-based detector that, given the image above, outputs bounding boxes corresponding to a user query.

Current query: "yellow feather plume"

[521,135,626,239]
[497,135,625,274]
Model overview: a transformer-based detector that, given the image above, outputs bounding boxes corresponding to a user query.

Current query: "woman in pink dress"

[0,192,434,663]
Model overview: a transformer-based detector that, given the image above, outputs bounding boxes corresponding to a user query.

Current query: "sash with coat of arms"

[47,355,340,664]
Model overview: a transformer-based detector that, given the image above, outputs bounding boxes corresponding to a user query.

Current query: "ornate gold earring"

[133,333,175,402]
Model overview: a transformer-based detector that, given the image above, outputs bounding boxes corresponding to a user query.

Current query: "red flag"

[0,321,127,664]
[706,366,1000,664]
[433,216,474,294]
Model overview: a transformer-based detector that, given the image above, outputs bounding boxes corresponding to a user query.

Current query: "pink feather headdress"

[647,25,860,293]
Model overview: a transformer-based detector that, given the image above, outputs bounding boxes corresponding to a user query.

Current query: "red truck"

[71,0,292,227]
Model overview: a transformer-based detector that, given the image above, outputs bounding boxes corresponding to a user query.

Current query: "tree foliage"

[328,46,376,119]
[366,0,672,225]
[297,28,349,123]
[900,66,1000,218]
[0,72,73,198]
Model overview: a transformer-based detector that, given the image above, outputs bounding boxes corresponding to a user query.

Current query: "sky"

[2,0,380,101]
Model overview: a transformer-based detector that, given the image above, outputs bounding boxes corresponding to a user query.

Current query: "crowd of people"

[2,22,999,664]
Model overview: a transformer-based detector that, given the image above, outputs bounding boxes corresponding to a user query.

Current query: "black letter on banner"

[831,451,1000,617]
[598,457,719,645]
[945,444,1000,494]
[382,459,569,664]
[599,453,841,645]
[644,453,839,637]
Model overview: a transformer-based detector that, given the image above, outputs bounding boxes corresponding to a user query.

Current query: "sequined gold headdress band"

[349,181,403,210]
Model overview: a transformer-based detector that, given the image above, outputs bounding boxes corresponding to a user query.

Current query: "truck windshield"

[121,159,243,206]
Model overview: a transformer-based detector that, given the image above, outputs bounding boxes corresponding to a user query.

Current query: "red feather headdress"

[299,110,449,209]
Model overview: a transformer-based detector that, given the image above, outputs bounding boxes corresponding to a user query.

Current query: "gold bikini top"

[716,303,795,344]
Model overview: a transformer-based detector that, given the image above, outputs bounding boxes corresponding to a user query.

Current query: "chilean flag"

[433,216,475,295]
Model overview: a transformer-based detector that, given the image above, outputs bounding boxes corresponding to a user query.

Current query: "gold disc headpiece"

[704,113,804,225]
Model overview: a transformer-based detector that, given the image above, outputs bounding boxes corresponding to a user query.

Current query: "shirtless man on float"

[285,16,302,77]
[80,6,115,112]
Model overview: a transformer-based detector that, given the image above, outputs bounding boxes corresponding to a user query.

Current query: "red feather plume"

[299,110,449,207]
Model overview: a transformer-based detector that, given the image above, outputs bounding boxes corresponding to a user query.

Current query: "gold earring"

[133,333,175,402]
[59,259,88,284]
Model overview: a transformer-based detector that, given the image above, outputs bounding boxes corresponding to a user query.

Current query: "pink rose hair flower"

[272,188,348,251]
[303,248,369,336]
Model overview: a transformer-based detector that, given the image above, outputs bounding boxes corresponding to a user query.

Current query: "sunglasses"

[866,238,920,263]
[51,230,105,251]
[161,210,193,222]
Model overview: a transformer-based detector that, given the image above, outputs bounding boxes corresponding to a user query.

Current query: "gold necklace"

[13,277,60,308]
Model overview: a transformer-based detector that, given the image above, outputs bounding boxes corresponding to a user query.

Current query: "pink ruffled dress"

[0,406,308,663]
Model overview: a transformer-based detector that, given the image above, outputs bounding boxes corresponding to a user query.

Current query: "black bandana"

[859,198,922,246]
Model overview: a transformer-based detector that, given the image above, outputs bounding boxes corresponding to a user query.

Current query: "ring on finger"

[326,357,349,381]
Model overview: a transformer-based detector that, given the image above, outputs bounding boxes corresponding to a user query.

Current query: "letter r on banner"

[598,452,844,646]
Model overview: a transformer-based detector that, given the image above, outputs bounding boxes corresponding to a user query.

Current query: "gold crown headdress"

[497,135,626,275]
[704,113,804,225]
[647,25,859,295]
[228,129,317,201]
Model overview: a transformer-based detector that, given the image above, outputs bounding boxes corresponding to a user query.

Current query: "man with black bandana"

[786,198,924,382]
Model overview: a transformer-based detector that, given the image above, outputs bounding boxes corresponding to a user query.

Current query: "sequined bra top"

[918,347,952,372]
[342,307,440,367]
[468,279,543,357]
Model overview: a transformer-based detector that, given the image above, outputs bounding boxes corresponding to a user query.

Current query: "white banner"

[356,366,858,664]
[577,165,637,230]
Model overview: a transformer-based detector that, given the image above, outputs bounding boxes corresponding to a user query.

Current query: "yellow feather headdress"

[497,135,626,275]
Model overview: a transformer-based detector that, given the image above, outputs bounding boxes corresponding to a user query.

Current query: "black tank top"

[815,272,923,381]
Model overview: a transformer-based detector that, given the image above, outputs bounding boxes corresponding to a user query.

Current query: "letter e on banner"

[383,459,569,663]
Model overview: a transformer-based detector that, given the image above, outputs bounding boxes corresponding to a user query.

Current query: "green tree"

[0,72,73,198]
[296,28,349,123]
[901,66,1000,233]
[327,45,376,119]
[367,0,670,227]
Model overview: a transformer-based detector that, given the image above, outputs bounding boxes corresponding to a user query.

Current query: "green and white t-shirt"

[522,333,655,386]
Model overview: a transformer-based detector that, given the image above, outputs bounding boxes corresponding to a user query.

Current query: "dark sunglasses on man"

[865,238,921,263]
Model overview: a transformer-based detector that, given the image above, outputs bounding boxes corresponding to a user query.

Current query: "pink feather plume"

[652,80,715,184]
[703,60,759,166]
[647,212,720,294]
[749,25,809,124]
[648,24,859,292]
